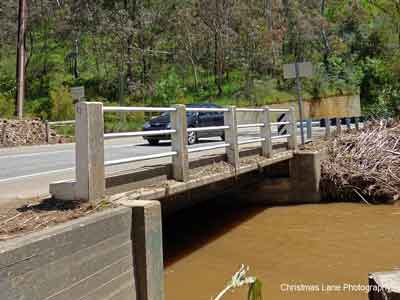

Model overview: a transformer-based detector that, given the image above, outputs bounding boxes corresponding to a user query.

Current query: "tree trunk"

[16,0,28,119]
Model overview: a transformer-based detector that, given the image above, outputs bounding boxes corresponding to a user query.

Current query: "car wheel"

[187,131,197,145]
[148,139,159,146]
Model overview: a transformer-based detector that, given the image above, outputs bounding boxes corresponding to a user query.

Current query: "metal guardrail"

[73,102,298,202]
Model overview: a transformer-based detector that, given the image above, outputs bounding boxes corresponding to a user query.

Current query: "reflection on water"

[163,199,400,300]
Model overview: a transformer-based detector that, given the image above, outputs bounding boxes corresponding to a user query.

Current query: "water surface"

[164,201,400,300]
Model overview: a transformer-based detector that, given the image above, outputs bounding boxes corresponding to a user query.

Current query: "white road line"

[0,167,74,183]
[0,150,72,160]
[0,143,142,160]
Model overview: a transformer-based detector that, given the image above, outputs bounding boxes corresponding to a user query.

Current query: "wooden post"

[171,104,188,182]
[325,118,331,138]
[75,102,105,202]
[45,121,50,143]
[336,117,342,136]
[2,123,7,145]
[355,117,360,131]
[224,106,239,169]
[261,106,272,158]
[288,107,297,150]
[306,119,312,140]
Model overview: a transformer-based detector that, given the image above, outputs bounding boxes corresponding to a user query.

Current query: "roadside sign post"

[294,62,305,145]
[71,86,85,103]
[283,62,313,145]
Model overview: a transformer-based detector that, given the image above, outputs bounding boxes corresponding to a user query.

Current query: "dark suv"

[143,103,225,145]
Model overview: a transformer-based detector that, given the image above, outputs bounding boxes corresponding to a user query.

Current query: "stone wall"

[0,119,60,147]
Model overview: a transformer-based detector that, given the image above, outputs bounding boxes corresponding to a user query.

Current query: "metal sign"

[283,62,314,145]
[283,62,313,79]
[71,86,85,101]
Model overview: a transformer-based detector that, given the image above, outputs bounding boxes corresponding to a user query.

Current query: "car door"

[196,111,213,138]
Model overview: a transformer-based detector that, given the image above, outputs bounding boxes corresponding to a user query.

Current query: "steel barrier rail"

[74,102,298,202]
[270,121,290,126]
[237,123,264,129]
[102,106,179,169]
[236,108,264,112]
[104,130,176,139]
[269,108,290,113]
[186,107,229,112]
[105,151,178,167]
[48,120,75,126]
[238,138,266,145]
[103,106,177,113]
[187,126,229,132]
[271,134,291,140]
[188,143,230,153]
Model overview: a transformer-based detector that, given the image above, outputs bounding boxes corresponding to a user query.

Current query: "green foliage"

[50,86,74,121]
[0,94,14,118]
[154,69,184,106]
[104,101,145,133]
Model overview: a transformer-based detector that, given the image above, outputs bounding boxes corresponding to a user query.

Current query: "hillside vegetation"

[1,0,400,122]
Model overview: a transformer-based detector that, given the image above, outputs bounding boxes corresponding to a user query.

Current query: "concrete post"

[171,104,189,182]
[336,117,342,136]
[224,106,239,169]
[306,119,312,140]
[355,117,360,131]
[75,102,105,202]
[129,200,164,300]
[287,107,297,150]
[289,151,321,203]
[324,118,331,138]
[261,106,272,158]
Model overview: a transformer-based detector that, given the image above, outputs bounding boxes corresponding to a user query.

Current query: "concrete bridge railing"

[74,102,297,203]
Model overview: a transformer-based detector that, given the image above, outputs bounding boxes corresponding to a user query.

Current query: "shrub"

[0,94,15,118]
[50,85,74,121]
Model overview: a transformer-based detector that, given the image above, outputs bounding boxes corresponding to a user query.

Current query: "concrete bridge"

[50,102,360,207]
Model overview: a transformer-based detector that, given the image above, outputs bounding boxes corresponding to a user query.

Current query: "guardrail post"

[224,106,239,169]
[75,102,105,202]
[324,118,331,138]
[288,107,297,150]
[306,119,312,140]
[45,121,50,143]
[261,106,272,158]
[345,118,351,130]
[355,117,360,130]
[171,104,189,182]
[336,117,342,136]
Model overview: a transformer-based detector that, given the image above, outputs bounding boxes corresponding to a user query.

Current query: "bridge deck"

[108,147,293,203]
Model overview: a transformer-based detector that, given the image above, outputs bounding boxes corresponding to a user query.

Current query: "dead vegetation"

[320,121,400,204]
[0,199,117,241]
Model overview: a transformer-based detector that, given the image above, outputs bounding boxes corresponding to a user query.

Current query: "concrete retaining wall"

[0,203,164,300]
[237,94,361,124]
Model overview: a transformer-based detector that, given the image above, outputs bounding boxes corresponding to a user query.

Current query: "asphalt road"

[0,125,330,205]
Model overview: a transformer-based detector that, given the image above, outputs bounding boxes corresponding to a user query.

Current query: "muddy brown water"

[163,200,400,300]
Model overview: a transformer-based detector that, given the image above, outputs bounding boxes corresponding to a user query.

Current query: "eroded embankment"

[311,121,400,204]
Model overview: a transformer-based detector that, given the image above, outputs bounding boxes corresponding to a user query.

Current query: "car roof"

[186,103,221,108]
